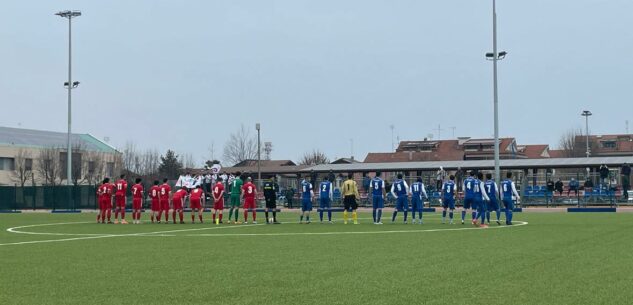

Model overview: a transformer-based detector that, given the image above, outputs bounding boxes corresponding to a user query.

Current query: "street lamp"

[485,0,507,186]
[582,110,592,158]
[256,123,261,188]
[56,10,81,185]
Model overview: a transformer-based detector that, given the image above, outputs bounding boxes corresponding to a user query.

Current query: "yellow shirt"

[342,179,359,197]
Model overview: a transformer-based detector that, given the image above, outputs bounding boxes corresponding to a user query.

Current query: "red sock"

[212,213,216,222]
[244,211,248,222]
[173,211,177,223]
[252,211,256,221]
[199,214,203,223]
[157,211,162,222]
[121,209,125,220]
[165,211,169,222]
[115,209,119,220]
[107,209,111,221]
[179,211,184,222]
[97,213,100,222]
[151,214,155,223]
[219,214,223,221]
[191,214,195,222]
[100,210,106,222]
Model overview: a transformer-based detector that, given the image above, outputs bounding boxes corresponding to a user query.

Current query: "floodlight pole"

[56,10,81,185]
[492,0,501,185]
[256,123,261,189]
[582,110,592,158]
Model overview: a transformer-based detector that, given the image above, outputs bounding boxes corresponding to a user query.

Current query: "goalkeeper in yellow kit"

[341,173,360,224]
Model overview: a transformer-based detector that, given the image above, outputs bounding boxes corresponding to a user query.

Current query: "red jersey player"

[114,174,128,224]
[212,176,225,225]
[172,187,188,224]
[241,177,258,224]
[148,180,161,223]
[97,178,114,224]
[189,185,205,224]
[131,178,144,224]
[159,178,172,223]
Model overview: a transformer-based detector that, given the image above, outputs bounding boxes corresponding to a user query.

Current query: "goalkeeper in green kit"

[228,172,243,224]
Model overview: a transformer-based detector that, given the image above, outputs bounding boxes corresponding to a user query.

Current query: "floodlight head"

[64,81,69,87]
[256,123,260,131]
[72,81,80,88]
[581,110,592,117]
[485,52,494,58]
[498,51,508,59]
[55,10,81,18]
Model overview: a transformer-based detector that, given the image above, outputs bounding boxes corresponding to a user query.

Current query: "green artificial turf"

[1,211,632,305]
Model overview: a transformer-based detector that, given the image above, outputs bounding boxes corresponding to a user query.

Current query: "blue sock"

[372,209,376,222]
[509,210,513,222]
[495,210,500,221]
[377,209,382,222]
[442,210,447,219]
[319,211,323,222]
[404,211,408,222]
[449,211,454,220]
[300,215,303,222]
[461,210,466,221]
[328,210,332,221]
[486,211,490,223]
[480,209,486,223]
[419,211,423,221]
[411,211,416,220]
[306,215,310,222]
[471,211,476,220]
[392,211,397,222]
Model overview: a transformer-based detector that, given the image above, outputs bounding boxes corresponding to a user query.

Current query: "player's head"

[449,175,455,181]
[375,171,381,177]
[416,177,422,182]
[196,185,201,189]
[135,178,142,184]
[486,173,492,180]
[323,176,329,182]
[477,172,483,180]
[216,176,223,182]
[103,177,110,184]
[186,172,190,176]
[397,173,403,179]
[247,177,252,182]
[163,178,168,183]
[120,174,126,179]
[506,172,512,179]
[347,172,353,179]
[153,180,159,185]
[236,171,241,177]
[469,170,476,176]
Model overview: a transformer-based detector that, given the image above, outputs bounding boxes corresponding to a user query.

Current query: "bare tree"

[139,149,160,178]
[83,151,105,185]
[179,153,196,169]
[37,147,62,186]
[70,142,86,185]
[122,141,137,173]
[11,148,32,187]
[299,149,330,165]
[223,124,258,166]
[558,128,596,158]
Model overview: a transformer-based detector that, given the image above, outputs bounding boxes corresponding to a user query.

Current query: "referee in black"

[263,177,280,224]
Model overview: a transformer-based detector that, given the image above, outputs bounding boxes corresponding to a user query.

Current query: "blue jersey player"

[391,174,410,223]
[484,173,501,225]
[300,178,314,224]
[319,177,333,223]
[441,175,456,224]
[369,172,386,224]
[410,178,428,224]
[462,171,477,224]
[474,172,490,227]
[501,172,521,225]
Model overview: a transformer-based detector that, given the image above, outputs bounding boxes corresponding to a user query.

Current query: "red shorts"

[160,198,170,211]
[115,194,126,208]
[213,199,224,210]
[173,198,183,210]
[151,200,160,212]
[132,198,142,210]
[243,198,256,210]
[100,198,112,210]
[190,199,202,209]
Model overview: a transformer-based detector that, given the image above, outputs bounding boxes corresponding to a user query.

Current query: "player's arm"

[495,182,500,199]
[421,184,428,199]
[390,183,397,198]
[354,182,359,198]
[403,181,410,196]
[481,181,490,201]
[381,181,386,198]
[511,182,520,201]
[329,183,333,200]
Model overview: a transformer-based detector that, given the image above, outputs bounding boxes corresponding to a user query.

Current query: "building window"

[0,157,15,171]
[88,161,96,174]
[106,162,114,178]
[25,158,33,171]
[601,141,617,149]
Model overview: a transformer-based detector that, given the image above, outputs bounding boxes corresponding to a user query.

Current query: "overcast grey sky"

[1,0,632,165]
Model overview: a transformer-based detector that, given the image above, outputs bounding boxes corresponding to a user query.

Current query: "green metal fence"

[0,185,98,211]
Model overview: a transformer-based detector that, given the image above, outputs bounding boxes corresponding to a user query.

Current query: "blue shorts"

[395,197,409,212]
[474,199,484,211]
[411,197,423,212]
[302,198,313,211]
[372,196,384,209]
[319,197,331,209]
[443,197,455,209]
[463,197,474,209]
[502,199,514,211]
[487,199,499,211]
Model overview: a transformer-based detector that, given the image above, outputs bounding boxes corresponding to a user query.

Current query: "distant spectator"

[568,178,579,197]
[546,179,555,203]
[584,178,594,189]
[609,176,618,192]
[328,171,336,187]
[362,173,371,194]
[285,187,295,209]
[599,164,609,185]
[554,178,564,196]
[621,163,631,200]
[455,167,464,191]
[436,167,446,191]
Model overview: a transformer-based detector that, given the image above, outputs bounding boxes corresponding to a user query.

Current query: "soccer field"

[1,211,632,305]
